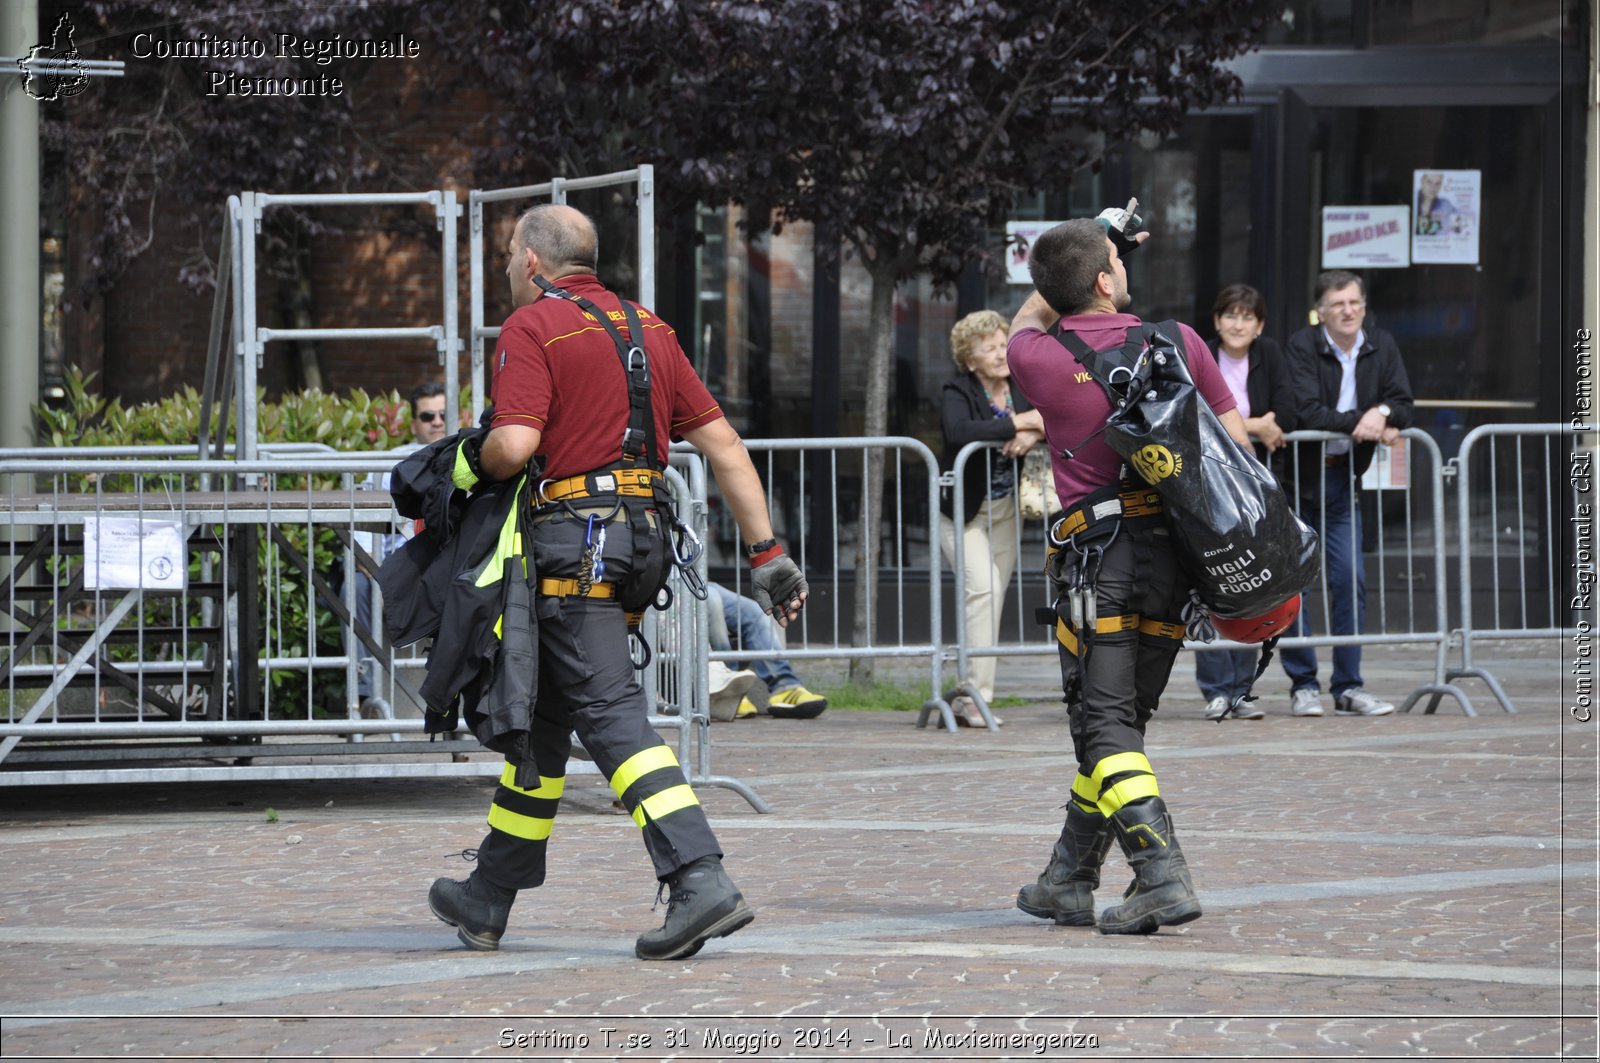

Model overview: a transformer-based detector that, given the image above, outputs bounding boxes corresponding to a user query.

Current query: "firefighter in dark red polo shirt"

[428,204,806,960]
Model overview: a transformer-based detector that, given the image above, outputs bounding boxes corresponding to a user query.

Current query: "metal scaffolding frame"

[201,190,463,462]
[466,166,655,424]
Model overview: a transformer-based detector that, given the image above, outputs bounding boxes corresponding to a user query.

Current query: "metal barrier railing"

[1280,429,1468,714]
[0,454,761,802]
[680,437,960,731]
[1446,423,1595,714]
[943,429,1469,716]
[941,441,1051,728]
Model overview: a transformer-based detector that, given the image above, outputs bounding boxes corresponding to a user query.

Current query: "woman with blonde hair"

[938,309,1047,727]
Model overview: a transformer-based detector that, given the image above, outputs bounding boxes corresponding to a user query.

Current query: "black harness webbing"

[534,277,656,469]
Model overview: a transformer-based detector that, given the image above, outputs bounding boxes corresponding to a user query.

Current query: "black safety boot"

[429,871,516,951]
[1097,796,1203,935]
[635,855,754,960]
[1016,801,1113,926]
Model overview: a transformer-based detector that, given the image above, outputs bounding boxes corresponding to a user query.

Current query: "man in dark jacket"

[1281,270,1414,718]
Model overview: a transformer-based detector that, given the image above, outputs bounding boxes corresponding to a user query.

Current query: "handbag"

[1016,446,1062,520]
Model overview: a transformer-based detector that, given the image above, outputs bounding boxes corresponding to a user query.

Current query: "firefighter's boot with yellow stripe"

[1016,801,1112,926]
[635,855,754,960]
[429,870,516,951]
[1097,797,1202,935]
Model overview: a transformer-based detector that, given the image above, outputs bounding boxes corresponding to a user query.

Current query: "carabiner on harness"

[669,518,708,602]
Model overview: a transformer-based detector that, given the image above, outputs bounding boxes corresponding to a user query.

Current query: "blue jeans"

[1280,468,1366,696]
[709,582,799,692]
[1194,647,1260,701]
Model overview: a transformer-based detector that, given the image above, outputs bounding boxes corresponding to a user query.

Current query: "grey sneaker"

[1231,699,1265,720]
[1335,688,1395,716]
[1291,688,1325,717]
[1203,696,1230,720]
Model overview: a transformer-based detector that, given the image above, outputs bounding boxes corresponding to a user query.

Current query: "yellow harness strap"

[1055,615,1187,653]
[537,578,616,599]
[538,467,660,504]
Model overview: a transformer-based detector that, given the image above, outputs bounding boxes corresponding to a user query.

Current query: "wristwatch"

[1376,403,1393,420]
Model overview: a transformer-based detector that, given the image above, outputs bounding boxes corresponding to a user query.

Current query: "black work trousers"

[1055,523,1188,812]
[473,504,721,891]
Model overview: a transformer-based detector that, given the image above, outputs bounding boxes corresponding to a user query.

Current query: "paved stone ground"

[1,639,1595,1060]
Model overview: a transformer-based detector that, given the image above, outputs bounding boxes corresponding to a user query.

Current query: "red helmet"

[1212,595,1301,644]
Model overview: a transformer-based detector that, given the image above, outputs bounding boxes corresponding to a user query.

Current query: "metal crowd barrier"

[689,438,960,731]
[943,429,1468,716]
[1280,429,1467,714]
[1446,423,1595,714]
[940,441,1053,729]
[0,454,760,804]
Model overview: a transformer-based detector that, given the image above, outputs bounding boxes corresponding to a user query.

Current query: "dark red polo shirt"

[489,274,723,480]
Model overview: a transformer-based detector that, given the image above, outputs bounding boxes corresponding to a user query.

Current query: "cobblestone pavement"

[1,640,1595,1060]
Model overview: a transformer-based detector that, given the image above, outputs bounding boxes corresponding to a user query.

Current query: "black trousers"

[474,505,721,890]
[1055,523,1188,816]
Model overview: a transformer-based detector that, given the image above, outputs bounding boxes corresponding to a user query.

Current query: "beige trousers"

[939,494,1021,704]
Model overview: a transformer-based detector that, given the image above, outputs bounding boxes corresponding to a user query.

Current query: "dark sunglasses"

[416,411,446,424]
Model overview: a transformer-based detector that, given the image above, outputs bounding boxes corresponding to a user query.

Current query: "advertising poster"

[1005,221,1064,284]
[1411,169,1481,265]
[1320,206,1410,269]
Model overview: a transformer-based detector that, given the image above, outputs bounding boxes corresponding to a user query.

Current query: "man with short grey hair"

[1281,270,1414,717]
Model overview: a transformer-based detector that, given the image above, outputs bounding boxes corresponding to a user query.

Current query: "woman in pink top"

[1195,284,1296,720]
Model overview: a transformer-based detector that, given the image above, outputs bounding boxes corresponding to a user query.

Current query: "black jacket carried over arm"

[378,434,538,769]
[1284,323,1415,478]
[940,372,1034,523]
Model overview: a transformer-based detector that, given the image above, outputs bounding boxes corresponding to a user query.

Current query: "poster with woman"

[1412,170,1481,264]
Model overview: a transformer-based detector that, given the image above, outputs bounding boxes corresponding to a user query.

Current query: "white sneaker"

[1204,696,1230,720]
[1231,699,1265,720]
[1291,688,1325,717]
[1335,688,1395,716]
[707,662,759,722]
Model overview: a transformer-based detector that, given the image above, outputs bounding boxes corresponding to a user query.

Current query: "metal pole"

[0,0,40,451]
[637,164,654,307]
[468,190,485,424]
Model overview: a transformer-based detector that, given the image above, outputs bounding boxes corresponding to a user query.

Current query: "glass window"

[1306,103,1544,455]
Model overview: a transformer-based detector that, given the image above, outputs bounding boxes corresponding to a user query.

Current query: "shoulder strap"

[535,277,658,469]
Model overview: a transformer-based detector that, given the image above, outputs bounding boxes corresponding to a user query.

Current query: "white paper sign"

[83,518,187,590]
[1411,169,1480,265]
[1321,206,1410,269]
[1360,439,1411,492]
[1005,220,1065,284]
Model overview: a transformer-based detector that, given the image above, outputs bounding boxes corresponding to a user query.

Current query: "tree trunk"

[848,258,896,684]
[283,238,323,392]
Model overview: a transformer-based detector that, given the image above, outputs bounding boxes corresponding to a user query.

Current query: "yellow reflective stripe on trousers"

[630,783,701,828]
[1070,772,1099,809]
[1089,751,1153,790]
[497,762,565,799]
[487,802,555,840]
[1099,773,1160,815]
[610,745,682,800]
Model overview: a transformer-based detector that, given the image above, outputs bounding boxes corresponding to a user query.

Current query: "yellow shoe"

[767,685,827,719]
[735,696,758,719]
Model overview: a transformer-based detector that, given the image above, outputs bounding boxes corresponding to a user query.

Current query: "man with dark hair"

[428,203,807,961]
[408,382,449,446]
[1280,270,1413,717]
[1006,217,1251,935]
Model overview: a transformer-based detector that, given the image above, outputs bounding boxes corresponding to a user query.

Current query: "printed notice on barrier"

[83,518,186,591]
[1361,439,1410,491]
